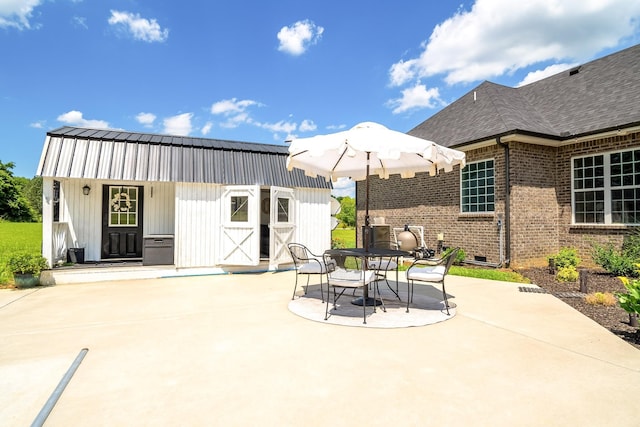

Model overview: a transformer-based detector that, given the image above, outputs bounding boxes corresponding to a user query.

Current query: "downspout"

[460,136,511,269]
[496,136,511,267]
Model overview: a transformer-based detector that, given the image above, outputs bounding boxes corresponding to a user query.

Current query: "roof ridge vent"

[569,66,582,76]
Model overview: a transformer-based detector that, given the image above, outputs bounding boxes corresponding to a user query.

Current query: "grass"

[332,227,356,248]
[449,266,530,283]
[0,222,42,285]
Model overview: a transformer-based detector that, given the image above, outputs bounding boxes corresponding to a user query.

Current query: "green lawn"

[0,222,42,284]
[332,227,356,248]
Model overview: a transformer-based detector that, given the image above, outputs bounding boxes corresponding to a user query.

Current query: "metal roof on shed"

[37,126,331,189]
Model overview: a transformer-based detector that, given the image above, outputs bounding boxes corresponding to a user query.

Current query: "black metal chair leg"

[442,281,450,315]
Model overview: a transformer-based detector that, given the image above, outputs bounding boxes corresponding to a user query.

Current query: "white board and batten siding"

[294,188,332,255]
[173,183,332,269]
[43,178,175,263]
[174,182,223,268]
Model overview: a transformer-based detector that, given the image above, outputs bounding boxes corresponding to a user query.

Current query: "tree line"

[0,161,42,222]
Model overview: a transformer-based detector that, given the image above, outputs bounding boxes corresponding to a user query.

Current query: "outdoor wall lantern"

[82,185,91,196]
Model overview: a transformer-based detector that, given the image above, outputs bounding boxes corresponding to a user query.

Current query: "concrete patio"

[1,271,639,426]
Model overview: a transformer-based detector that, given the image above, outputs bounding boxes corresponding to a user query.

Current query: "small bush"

[331,237,345,249]
[591,243,639,277]
[584,292,617,306]
[6,251,48,275]
[554,247,581,269]
[443,247,465,265]
[616,277,640,317]
[556,265,578,282]
[622,228,640,261]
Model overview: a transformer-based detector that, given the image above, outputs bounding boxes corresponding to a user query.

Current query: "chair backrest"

[287,243,311,267]
[322,252,338,274]
[443,248,460,275]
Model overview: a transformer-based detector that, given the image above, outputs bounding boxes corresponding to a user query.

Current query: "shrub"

[6,251,48,275]
[616,277,640,317]
[331,237,345,249]
[622,228,640,261]
[584,292,617,306]
[443,247,465,265]
[591,243,639,277]
[556,266,578,282]
[554,247,581,269]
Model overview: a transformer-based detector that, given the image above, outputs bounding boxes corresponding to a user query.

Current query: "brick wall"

[357,132,640,268]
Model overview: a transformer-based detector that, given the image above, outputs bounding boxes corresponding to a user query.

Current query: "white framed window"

[275,197,290,223]
[461,159,495,213]
[230,196,249,222]
[573,148,640,224]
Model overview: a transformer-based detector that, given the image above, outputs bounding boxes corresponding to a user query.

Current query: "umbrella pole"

[364,152,371,251]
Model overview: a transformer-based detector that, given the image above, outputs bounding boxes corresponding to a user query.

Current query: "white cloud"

[257,120,297,134]
[0,0,42,30]
[517,62,578,86]
[108,10,169,43]
[163,112,192,136]
[298,119,316,132]
[211,98,259,115]
[331,177,355,198]
[277,19,324,56]
[135,112,156,127]
[210,98,262,129]
[201,121,213,135]
[388,0,640,88]
[387,83,444,114]
[57,110,110,128]
[30,120,44,129]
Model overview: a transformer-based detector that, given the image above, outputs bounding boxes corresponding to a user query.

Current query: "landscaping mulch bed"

[517,267,640,350]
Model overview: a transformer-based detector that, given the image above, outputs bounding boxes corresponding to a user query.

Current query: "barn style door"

[101,185,144,259]
[269,186,295,267]
[220,185,260,266]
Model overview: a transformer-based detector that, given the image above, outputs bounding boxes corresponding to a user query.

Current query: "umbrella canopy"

[286,121,466,249]
[286,121,466,182]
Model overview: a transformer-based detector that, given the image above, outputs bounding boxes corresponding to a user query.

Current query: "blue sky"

[2,0,640,197]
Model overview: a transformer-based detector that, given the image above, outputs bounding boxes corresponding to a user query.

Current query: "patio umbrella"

[286,121,466,249]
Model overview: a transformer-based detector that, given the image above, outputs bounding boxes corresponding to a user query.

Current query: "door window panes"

[109,186,138,227]
[276,197,289,222]
[231,196,249,222]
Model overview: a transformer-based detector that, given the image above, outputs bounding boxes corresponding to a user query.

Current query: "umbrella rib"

[330,143,349,174]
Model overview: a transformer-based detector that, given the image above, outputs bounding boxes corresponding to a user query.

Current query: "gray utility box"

[143,235,174,266]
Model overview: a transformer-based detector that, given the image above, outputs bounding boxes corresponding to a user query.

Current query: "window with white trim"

[461,159,495,213]
[572,149,640,224]
[276,197,290,223]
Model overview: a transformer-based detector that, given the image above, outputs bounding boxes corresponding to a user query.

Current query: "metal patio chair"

[405,248,460,315]
[288,243,329,302]
[323,251,379,324]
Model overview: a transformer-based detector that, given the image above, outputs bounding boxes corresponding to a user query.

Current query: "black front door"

[102,185,144,259]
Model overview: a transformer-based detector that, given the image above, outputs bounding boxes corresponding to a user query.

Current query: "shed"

[37,126,332,273]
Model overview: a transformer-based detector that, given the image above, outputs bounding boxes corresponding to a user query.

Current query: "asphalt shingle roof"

[409,44,640,148]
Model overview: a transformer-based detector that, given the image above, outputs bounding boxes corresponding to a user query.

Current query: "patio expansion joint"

[458,312,640,373]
